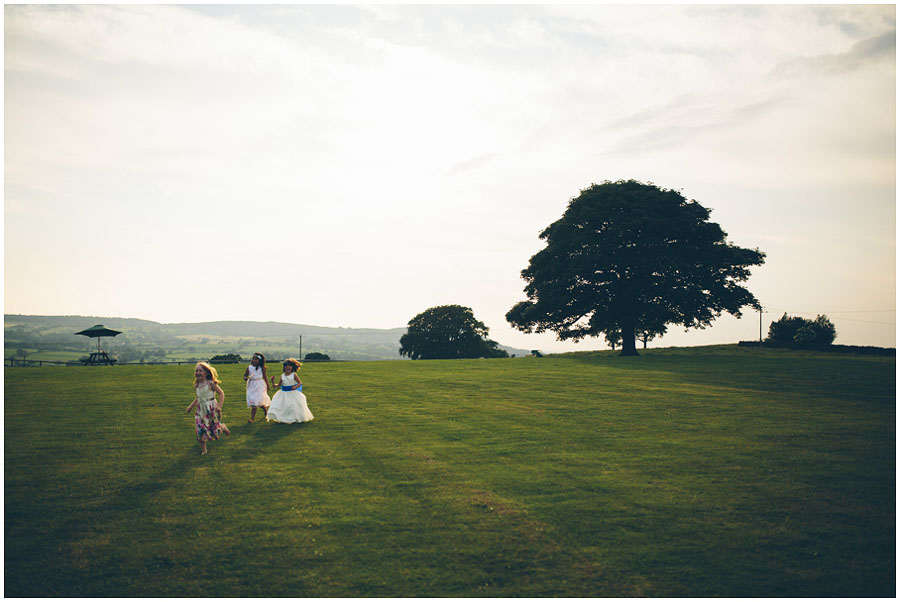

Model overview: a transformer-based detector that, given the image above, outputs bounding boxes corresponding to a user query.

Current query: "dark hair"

[252,352,266,364]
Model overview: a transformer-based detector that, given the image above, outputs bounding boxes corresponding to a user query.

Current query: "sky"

[4,3,896,353]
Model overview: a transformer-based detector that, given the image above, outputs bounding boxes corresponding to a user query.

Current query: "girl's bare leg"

[200,440,208,455]
[249,407,257,423]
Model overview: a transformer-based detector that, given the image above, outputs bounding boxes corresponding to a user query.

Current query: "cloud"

[772,30,896,77]
[592,92,786,158]
[445,153,503,178]
[6,4,314,76]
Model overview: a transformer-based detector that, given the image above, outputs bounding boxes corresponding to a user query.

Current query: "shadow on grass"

[560,347,896,402]
[132,417,315,494]
[216,417,316,461]
[56,423,308,521]
[8,420,318,596]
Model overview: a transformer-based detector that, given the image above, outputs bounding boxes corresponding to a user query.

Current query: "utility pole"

[298,334,302,360]
[759,307,763,344]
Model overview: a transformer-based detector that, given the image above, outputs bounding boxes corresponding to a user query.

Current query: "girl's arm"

[243,367,250,381]
[262,365,270,390]
[293,373,302,389]
[212,382,225,410]
[186,397,198,413]
[271,374,281,388]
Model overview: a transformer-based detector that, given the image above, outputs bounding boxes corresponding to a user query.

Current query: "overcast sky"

[4,4,896,353]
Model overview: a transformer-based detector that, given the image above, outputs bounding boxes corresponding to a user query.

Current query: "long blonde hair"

[194,361,221,388]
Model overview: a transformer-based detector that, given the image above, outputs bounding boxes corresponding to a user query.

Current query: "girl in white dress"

[243,352,271,423]
[267,358,314,424]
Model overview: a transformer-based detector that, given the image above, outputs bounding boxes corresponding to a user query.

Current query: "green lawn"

[4,346,895,596]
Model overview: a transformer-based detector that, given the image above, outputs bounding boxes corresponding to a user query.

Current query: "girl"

[267,358,314,424]
[243,352,271,423]
[186,361,231,455]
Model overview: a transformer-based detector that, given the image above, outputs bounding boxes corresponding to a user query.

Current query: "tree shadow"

[217,417,316,461]
[12,418,321,594]
[560,348,897,402]
[74,421,306,517]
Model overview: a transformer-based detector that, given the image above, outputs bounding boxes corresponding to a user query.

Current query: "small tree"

[304,352,330,361]
[400,305,509,360]
[808,315,837,347]
[638,328,665,349]
[767,314,808,346]
[767,314,836,349]
[604,329,621,350]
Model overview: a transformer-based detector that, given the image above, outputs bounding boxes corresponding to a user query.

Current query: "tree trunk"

[619,320,639,356]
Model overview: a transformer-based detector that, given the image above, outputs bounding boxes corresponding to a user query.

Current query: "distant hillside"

[161,320,406,338]
[4,315,532,362]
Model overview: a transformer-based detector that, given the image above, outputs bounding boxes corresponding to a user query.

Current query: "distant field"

[4,344,396,365]
[4,346,895,596]
[4,336,402,364]
[4,315,416,362]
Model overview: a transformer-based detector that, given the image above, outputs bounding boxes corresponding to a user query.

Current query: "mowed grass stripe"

[4,347,894,596]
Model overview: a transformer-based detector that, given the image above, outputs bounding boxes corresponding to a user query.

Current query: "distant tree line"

[210,353,243,364]
[208,352,333,363]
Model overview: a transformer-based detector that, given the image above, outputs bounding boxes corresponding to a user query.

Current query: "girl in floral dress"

[243,352,271,423]
[186,361,230,455]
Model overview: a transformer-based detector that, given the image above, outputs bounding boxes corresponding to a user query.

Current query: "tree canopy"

[399,305,509,360]
[768,313,836,349]
[506,180,765,355]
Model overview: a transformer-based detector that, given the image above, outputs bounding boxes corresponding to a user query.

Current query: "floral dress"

[195,382,225,441]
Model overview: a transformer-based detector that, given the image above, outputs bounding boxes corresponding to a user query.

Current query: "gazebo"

[74,324,122,365]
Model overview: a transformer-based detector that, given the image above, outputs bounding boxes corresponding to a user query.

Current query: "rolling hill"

[4,314,533,362]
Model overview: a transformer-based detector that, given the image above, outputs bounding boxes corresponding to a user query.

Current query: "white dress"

[267,372,314,424]
[245,364,271,408]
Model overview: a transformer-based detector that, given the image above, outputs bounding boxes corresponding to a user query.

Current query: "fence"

[4,358,342,368]
[5,358,197,368]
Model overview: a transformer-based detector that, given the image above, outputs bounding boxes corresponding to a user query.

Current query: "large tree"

[506,180,765,356]
[400,305,509,360]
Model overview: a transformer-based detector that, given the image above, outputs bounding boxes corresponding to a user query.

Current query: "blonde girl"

[243,352,271,423]
[185,361,231,455]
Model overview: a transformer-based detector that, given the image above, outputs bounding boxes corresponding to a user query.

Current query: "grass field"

[4,346,895,596]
